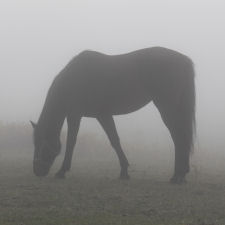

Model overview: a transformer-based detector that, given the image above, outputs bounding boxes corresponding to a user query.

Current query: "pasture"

[0,141,224,225]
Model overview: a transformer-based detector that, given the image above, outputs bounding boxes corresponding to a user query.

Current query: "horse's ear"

[30,121,36,129]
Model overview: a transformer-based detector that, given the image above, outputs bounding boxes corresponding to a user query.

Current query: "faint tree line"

[0,122,110,160]
[0,122,33,153]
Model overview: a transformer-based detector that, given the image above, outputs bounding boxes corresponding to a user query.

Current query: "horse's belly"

[109,95,152,115]
[71,65,153,116]
[81,88,152,117]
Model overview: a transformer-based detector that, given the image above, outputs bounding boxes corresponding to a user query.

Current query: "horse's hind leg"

[154,101,190,184]
[97,115,130,179]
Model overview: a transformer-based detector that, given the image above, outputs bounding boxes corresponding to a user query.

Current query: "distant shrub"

[0,122,33,152]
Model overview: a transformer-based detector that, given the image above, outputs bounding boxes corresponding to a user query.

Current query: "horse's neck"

[37,99,65,139]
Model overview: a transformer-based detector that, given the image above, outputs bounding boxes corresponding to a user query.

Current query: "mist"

[1,1,225,224]
[0,0,224,160]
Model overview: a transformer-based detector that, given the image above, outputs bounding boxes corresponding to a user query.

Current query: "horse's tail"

[179,60,196,153]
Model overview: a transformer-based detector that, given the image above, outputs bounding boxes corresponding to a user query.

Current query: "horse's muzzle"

[33,159,50,177]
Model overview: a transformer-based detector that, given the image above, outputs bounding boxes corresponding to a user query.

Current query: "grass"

[0,154,224,225]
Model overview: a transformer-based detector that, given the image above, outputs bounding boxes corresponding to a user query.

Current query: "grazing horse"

[31,47,195,183]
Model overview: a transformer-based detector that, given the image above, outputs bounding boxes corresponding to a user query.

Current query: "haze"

[0,0,225,156]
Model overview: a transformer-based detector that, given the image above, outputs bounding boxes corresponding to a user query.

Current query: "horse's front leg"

[55,115,81,179]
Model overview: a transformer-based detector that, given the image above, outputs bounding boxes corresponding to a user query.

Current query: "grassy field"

[0,153,224,225]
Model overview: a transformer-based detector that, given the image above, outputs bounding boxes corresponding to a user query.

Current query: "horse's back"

[56,47,194,116]
[76,47,192,64]
[74,47,193,82]
[64,47,192,77]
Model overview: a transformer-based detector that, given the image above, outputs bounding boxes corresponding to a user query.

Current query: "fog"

[0,0,225,160]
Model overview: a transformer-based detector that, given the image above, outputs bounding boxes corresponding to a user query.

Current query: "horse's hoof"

[120,173,130,180]
[54,172,65,179]
[170,176,186,184]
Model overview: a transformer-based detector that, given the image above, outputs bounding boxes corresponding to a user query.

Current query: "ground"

[0,154,224,225]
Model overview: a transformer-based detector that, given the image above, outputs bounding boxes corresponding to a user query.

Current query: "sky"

[0,0,225,150]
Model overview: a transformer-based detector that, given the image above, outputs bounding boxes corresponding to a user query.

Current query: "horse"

[31,47,196,183]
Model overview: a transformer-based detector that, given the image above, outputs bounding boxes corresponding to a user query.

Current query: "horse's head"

[31,121,61,177]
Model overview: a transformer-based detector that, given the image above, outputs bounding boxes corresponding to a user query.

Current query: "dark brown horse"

[31,47,195,183]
